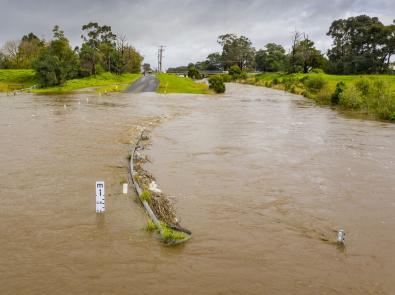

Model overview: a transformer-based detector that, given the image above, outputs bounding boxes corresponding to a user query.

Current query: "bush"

[303,75,327,92]
[221,74,232,82]
[339,85,364,109]
[187,67,201,80]
[354,78,371,96]
[228,65,242,76]
[331,82,346,105]
[208,75,225,93]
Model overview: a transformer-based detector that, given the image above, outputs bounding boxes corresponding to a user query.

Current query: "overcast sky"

[1,0,394,69]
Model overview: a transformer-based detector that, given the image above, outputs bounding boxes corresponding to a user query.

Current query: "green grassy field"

[0,70,140,93]
[0,69,37,92]
[241,72,395,121]
[32,72,141,94]
[156,73,209,94]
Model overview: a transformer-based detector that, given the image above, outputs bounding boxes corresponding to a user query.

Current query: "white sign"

[96,181,105,213]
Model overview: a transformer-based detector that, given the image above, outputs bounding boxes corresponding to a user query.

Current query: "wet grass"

[32,72,141,94]
[145,219,156,232]
[140,190,152,203]
[0,69,37,92]
[145,219,188,243]
[156,73,209,94]
[241,72,395,121]
[0,70,140,93]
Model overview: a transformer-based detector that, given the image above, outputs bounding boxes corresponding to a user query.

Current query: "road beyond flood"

[124,75,159,93]
[1,83,395,295]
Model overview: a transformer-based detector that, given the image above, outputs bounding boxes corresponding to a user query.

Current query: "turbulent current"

[1,84,394,294]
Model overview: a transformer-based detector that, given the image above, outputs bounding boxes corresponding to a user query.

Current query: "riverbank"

[0,69,37,92]
[156,73,210,94]
[0,69,141,94]
[240,73,395,121]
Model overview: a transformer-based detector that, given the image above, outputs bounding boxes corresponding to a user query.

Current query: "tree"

[187,63,201,79]
[255,43,286,72]
[327,15,395,74]
[143,63,151,73]
[288,31,303,73]
[206,52,223,70]
[296,38,326,73]
[287,32,326,73]
[118,44,143,73]
[80,22,117,75]
[217,34,255,70]
[33,25,79,87]
[2,40,20,68]
[18,33,45,68]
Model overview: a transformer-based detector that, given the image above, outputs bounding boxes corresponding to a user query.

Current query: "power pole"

[157,45,165,72]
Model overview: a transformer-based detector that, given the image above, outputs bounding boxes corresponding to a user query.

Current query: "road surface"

[124,75,159,93]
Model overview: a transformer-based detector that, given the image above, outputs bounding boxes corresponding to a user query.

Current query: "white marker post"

[122,183,128,194]
[96,181,105,213]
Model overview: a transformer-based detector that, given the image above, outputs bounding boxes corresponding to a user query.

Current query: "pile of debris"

[131,129,191,238]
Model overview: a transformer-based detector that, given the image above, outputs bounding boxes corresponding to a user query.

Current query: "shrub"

[339,85,364,109]
[354,78,371,96]
[228,65,242,76]
[187,67,201,80]
[303,75,327,92]
[221,74,232,82]
[331,82,346,105]
[208,75,225,93]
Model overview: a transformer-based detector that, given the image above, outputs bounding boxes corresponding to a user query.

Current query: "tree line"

[169,15,395,75]
[0,23,143,87]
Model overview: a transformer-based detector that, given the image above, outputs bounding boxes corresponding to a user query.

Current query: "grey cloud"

[1,0,394,68]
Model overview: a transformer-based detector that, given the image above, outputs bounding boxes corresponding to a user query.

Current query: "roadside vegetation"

[32,72,140,93]
[241,73,395,121]
[0,22,143,91]
[169,15,394,121]
[0,69,37,91]
[156,73,209,94]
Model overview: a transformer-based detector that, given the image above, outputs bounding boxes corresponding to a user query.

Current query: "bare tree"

[289,31,302,73]
[2,40,20,67]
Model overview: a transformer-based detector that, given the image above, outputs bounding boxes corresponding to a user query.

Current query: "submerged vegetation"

[241,73,395,121]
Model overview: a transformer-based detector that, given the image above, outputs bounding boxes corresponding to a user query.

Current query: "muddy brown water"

[1,84,394,294]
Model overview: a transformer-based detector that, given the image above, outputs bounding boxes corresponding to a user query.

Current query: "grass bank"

[0,69,37,92]
[241,72,395,121]
[32,72,141,94]
[156,73,209,94]
[0,70,140,93]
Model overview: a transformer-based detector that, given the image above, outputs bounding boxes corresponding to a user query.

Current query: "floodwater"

[1,84,394,294]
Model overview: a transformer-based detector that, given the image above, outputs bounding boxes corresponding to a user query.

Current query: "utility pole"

[157,45,165,72]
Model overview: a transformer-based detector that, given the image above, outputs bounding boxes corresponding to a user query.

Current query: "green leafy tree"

[80,22,117,75]
[33,25,79,87]
[287,32,326,73]
[187,63,201,79]
[17,33,45,68]
[118,45,143,73]
[327,15,395,74]
[255,43,287,72]
[218,34,255,70]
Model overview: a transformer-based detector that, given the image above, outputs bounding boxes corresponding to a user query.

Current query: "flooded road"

[1,84,395,294]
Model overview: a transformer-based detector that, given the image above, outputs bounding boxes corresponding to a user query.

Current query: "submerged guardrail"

[129,130,191,246]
